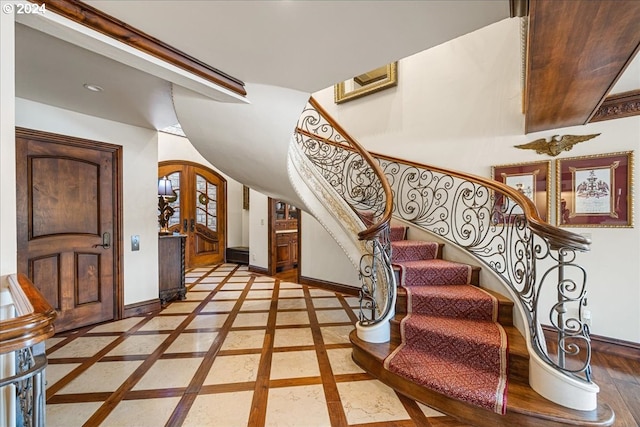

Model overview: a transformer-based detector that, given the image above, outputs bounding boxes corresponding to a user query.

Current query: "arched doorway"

[158,161,227,267]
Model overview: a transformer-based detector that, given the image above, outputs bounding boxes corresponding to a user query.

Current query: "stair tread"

[350,329,614,426]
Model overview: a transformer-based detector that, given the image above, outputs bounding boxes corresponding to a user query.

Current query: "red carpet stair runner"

[383,225,509,414]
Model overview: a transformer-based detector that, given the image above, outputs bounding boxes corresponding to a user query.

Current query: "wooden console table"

[158,234,186,305]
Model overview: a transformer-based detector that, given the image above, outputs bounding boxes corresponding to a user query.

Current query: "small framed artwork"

[492,161,551,222]
[556,151,633,227]
[243,185,250,210]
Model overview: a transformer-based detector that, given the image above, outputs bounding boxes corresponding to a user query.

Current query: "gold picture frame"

[491,160,551,222]
[556,151,633,228]
[334,62,398,104]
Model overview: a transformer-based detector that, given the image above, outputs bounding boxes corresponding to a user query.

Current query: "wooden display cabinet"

[273,200,298,272]
[158,234,186,304]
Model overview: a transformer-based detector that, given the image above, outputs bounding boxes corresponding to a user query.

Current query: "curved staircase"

[351,225,615,426]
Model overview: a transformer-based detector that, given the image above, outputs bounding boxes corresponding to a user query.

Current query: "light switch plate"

[131,235,140,251]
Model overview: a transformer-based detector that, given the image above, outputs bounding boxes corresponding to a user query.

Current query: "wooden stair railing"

[292,98,597,410]
[1,274,57,427]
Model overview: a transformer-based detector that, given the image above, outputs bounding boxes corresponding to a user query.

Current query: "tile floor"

[44,264,467,426]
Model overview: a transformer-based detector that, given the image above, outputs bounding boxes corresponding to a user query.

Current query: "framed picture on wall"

[491,160,551,222]
[556,151,633,228]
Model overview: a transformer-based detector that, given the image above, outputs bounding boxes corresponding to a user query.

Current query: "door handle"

[190,219,195,232]
[183,219,188,233]
[93,232,111,249]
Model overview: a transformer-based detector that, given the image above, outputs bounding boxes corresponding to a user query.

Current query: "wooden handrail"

[0,274,57,355]
[307,97,393,241]
[368,151,591,252]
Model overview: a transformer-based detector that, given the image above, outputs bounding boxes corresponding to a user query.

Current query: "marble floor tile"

[240,299,273,312]
[161,301,201,314]
[46,402,102,427]
[58,361,142,394]
[275,310,309,325]
[265,385,330,427]
[133,357,203,390]
[337,380,410,424]
[221,282,249,290]
[270,350,320,379]
[183,391,253,427]
[45,337,66,351]
[273,327,314,348]
[418,401,446,417]
[221,330,266,350]
[45,363,81,389]
[202,300,237,313]
[326,348,365,375]
[138,315,188,331]
[105,334,170,356]
[309,288,335,296]
[311,297,344,309]
[183,291,208,301]
[245,289,273,299]
[276,298,307,310]
[315,309,352,324]
[89,317,142,333]
[189,283,218,291]
[101,397,181,427]
[278,288,304,298]
[344,296,361,307]
[186,314,227,329]
[233,312,269,327]
[165,332,217,353]
[48,336,119,359]
[203,353,261,384]
[212,290,243,300]
[320,325,354,345]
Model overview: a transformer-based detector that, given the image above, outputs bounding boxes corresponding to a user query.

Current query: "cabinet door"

[159,162,227,267]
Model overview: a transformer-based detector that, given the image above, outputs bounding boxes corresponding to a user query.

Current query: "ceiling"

[14,1,510,129]
[13,0,639,132]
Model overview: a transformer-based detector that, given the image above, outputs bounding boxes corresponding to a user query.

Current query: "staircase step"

[350,329,615,426]
[390,315,529,383]
[393,260,482,288]
[390,225,407,241]
[395,286,512,325]
[391,240,441,262]
[395,259,477,286]
[403,284,500,321]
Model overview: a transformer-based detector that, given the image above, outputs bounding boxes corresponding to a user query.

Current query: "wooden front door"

[158,161,226,267]
[16,129,120,333]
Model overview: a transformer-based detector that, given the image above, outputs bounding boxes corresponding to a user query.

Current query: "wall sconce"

[158,176,176,235]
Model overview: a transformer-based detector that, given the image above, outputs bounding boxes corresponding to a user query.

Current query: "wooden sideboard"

[158,234,186,305]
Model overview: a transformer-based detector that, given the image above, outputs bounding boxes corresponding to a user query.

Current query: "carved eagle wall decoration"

[514,134,600,157]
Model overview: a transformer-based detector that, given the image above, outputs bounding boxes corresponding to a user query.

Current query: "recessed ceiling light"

[83,83,104,92]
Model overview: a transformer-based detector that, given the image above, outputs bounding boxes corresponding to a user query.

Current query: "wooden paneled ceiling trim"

[524,0,640,133]
[30,0,246,97]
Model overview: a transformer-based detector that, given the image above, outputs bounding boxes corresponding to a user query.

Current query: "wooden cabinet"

[276,231,298,270]
[273,200,298,272]
[158,234,186,304]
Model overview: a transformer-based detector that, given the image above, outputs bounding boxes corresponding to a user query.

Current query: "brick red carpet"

[384,226,508,414]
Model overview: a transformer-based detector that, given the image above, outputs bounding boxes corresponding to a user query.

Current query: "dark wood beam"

[525,0,640,133]
[31,0,246,97]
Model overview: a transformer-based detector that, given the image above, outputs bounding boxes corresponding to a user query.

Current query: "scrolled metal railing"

[1,274,57,427]
[376,154,593,383]
[292,99,592,384]
[295,98,394,326]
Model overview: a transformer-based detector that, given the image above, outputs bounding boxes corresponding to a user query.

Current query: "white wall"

[312,18,640,343]
[15,98,160,306]
[300,212,361,287]
[1,5,16,280]
[249,190,269,269]
[158,131,248,247]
